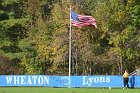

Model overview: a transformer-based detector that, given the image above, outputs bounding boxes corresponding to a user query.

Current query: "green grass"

[0,87,140,93]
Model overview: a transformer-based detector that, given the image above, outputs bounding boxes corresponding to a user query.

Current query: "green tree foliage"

[48,2,70,75]
[0,0,139,75]
[20,0,53,74]
[0,0,28,74]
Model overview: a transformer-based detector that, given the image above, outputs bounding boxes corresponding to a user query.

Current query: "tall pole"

[69,6,72,88]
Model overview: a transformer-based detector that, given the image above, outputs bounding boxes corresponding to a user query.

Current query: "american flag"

[71,11,97,28]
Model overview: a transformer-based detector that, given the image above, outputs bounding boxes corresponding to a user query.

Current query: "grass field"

[0,87,140,93]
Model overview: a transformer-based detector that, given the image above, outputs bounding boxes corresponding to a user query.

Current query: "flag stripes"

[71,11,97,28]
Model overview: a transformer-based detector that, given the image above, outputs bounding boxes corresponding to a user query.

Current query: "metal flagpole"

[68,6,72,88]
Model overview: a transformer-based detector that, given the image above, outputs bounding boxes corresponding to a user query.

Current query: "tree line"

[0,0,140,75]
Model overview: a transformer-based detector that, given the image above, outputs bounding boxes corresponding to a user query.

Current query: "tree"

[0,0,28,74]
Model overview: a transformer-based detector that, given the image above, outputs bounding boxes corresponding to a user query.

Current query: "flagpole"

[68,6,72,88]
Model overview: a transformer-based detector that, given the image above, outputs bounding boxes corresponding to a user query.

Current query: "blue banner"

[0,75,139,87]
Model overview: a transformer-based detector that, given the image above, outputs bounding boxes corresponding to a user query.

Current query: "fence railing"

[130,68,140,76]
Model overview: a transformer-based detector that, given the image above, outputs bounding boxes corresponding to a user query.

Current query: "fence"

[0,75,139,88]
